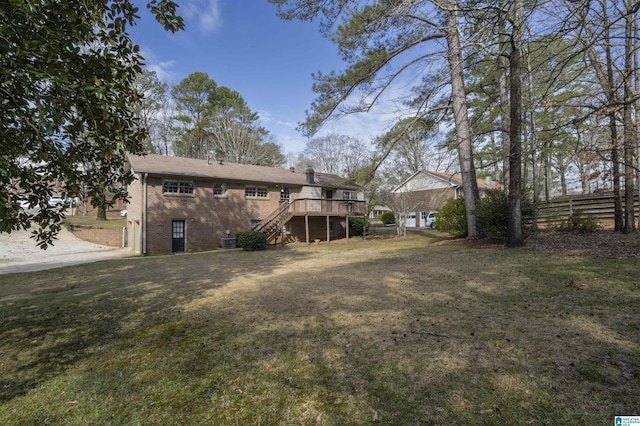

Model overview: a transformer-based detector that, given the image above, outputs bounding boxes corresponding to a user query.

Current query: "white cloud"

[181,0,222,34]
[147,60,178,82]
[139,46,178,82]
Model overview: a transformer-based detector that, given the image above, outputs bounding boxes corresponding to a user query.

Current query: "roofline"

[126,154,361,190]
[392,170,459,193]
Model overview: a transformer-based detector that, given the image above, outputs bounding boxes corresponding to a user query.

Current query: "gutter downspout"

[142,173,148,255]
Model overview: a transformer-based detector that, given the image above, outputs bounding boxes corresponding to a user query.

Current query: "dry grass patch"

[0,232,638,425]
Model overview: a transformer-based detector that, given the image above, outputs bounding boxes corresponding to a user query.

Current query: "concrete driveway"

[0,228,134,275]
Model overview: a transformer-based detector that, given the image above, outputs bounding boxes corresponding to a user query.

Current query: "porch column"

[345,215,350,240]
[326,215,330,243]
[305,215,309,243]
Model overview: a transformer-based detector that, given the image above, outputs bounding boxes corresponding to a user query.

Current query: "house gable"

[393,171,458,193]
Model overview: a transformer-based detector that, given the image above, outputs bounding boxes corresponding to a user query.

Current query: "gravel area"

[0,228,134,275]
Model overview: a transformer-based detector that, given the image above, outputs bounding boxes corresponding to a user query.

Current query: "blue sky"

[130,0,400,155]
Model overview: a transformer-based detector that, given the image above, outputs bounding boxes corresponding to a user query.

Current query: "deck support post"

[326,215,330,243]
[345,214,350,240]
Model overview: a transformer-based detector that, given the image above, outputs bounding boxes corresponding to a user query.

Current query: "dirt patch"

[526,230,640,259]
[438,230,640,259]
[71,226,125,247]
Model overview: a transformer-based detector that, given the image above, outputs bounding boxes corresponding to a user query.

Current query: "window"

[163,180,194,195]
[280,187,290,202]
[343,191,356,200]
[213,183,227,196]
[245,186,268,198]
[329,219,335,232]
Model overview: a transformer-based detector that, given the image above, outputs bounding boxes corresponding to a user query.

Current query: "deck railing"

[288,198,366,215]
[252,198,366,235]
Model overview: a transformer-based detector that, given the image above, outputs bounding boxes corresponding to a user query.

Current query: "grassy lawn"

[64,214,127,230]
[1,232,638,425]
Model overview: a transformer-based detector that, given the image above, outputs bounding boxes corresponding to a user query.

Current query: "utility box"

[221,237,236,249]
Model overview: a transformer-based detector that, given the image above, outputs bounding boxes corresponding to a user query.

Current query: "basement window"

[213,183,227,197]
[245,186,269,198]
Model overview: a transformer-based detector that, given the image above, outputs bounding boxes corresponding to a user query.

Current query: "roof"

[393,170,502,193]
[126,154,359,189]
[425,170,500,190]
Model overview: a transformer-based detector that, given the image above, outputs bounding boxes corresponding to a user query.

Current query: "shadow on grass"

[0,235,638,424]
[0,248,308,403]
[179,247,639,424]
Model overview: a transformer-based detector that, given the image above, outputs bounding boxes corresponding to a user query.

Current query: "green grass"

[0,233,638,425]
[64,214,127,229]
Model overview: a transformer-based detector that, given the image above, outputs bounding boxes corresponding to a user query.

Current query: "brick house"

[125,154,366,254]
[392,170,501,227]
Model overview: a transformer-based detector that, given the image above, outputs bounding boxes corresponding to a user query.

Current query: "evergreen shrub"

[434,197,468,237]
[558,209,600,233]
[349,217,368,236]
[474,189,535,242]
[236,231,267,251]
[379,211,395,225]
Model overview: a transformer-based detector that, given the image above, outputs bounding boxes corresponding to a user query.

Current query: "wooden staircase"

[252,200,294,244]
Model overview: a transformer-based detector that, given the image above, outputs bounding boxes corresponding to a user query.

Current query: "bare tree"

[304,133,371,177]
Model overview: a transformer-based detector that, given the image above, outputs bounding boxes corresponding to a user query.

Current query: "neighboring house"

[392,170,501,228]
[369,205,392,219]
[125,154,366,254]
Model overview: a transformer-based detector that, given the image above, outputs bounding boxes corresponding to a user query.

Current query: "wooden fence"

[537,192,640,226]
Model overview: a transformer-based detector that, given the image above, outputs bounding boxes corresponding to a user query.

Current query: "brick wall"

[142,177,292,254]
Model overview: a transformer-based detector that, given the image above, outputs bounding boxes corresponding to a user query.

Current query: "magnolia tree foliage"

[0,0,183,247]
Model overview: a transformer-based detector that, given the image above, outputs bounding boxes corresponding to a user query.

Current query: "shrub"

[379,211,395,225]
[436,190,536,241]
[236,231,267,251]
[349,217,368,236]
[434,197,468,237]
[558,209,600,233]
[474,190,508,241]
[474,189,536,242]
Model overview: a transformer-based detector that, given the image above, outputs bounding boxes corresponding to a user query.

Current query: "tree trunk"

[525,43,538,230]
[577,1,623,230]
[507,0,524,248]
[602,2,624,231]
[635,10,640,227]
[96,206,107,221]
[544,143,551,201]
[497,0,511,189]
[500,65,511,189]
[558,157,568,195]
[442,0,480,239]
[623,3,636,232]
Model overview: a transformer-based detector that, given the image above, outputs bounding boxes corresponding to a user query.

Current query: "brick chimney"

[305,167,315,184]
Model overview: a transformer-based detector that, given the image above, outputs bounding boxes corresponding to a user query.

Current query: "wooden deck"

[287,198,366,216]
